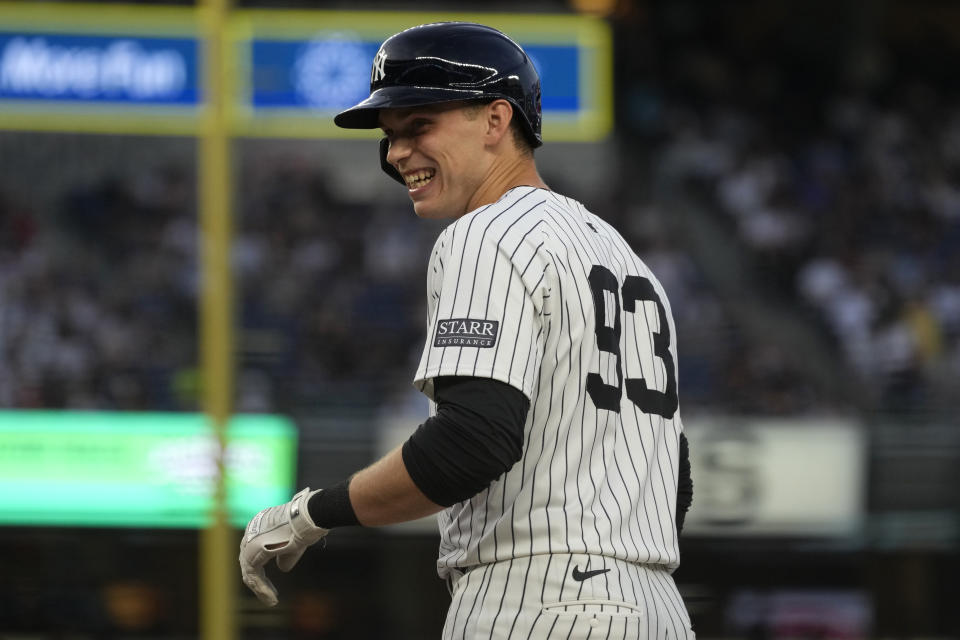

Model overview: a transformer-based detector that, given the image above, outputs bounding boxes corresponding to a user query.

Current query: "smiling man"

[375,98,546,219]
[239,22,695,639]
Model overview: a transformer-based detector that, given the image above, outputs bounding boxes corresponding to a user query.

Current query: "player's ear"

[484,99,514,146]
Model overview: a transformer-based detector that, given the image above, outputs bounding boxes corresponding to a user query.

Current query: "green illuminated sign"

[0,410,296,528]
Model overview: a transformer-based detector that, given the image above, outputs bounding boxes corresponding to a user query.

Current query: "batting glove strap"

[244,489,326,545]
[287,487,329,542]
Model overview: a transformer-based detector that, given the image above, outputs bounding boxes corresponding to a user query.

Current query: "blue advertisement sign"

[249,37,579,114]
[251,38,376,110]
[0,32,199,105]
[0,6,610,139]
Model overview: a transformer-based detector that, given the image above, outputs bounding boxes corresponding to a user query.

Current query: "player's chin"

[411,195,455,220]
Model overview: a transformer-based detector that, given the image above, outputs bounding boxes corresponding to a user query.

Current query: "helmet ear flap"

[380,137,405,185]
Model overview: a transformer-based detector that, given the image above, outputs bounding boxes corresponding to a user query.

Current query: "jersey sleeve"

[414,207,551,402]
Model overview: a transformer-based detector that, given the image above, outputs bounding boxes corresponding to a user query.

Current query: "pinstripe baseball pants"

[442,553,695,639]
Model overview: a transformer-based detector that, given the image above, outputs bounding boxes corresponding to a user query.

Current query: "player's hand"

[239,487,329,606]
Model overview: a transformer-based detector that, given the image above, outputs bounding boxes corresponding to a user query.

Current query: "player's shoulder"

[455,186,552,229]
[442,187,552,255]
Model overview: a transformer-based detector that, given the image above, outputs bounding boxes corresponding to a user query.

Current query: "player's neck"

[464,156,548,215]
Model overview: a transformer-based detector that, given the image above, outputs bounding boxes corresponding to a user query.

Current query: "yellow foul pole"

[198,0,236,637]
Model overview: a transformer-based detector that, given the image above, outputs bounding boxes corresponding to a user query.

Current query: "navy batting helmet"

[334,22,543,183]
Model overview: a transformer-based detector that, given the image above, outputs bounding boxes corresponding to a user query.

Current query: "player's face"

[379,103,492,219]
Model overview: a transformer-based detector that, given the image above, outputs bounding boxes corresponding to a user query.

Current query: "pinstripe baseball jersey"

[414,186,685,578]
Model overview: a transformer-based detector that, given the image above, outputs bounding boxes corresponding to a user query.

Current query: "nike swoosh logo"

[571,565,610,581]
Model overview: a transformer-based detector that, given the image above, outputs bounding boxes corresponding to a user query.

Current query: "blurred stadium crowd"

[645,78,960,418]
[2,80,958,421]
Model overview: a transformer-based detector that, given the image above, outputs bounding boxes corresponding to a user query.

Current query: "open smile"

[403,168,436,190]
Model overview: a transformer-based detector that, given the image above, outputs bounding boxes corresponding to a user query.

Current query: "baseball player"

[240,22,695,639]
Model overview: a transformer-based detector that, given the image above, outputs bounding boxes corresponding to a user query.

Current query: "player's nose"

[385,136,413,167]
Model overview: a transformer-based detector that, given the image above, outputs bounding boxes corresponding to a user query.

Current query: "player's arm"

[241,375,528,605]
[334,375,529,525]
[336,443,441,526]
[398,375,529,509]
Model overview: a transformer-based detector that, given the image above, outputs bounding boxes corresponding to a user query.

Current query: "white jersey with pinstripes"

[413,186,685,580]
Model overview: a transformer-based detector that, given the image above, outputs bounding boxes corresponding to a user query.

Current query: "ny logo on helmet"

[371,49,387,84]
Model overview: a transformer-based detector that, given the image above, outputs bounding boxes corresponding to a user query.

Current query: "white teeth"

[405,169,435,189]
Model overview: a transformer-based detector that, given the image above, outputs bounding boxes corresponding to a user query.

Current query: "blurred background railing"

[1,0,958,638]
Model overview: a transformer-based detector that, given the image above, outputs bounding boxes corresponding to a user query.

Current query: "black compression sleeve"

[676,432,693,533]
[402,376,529,507]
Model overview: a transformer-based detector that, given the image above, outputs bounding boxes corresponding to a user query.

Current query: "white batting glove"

[239,487,329,606]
